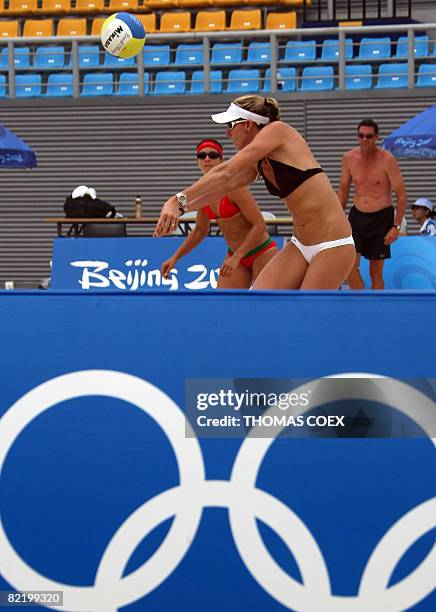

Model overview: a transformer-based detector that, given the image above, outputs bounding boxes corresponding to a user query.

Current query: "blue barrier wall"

[51,236,436,291]
[0,291,434,611]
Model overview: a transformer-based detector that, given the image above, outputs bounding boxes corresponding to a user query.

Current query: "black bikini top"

[257,157,324,198]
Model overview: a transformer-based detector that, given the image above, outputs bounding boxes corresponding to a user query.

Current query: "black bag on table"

[64,193,117,218]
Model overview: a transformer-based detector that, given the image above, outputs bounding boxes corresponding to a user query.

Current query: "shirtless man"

[338,118,407,289]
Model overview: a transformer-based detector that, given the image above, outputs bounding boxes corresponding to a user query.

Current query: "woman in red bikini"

[155,95,355,290]
[161,138,278,289]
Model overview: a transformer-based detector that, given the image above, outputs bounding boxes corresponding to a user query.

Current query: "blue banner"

[0,290,434,611]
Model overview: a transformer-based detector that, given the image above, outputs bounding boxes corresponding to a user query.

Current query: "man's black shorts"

[348,206,394,260]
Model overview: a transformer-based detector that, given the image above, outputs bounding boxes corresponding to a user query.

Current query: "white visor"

[211,102,270,126]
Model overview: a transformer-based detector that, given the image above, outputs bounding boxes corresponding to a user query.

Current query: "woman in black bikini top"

[155,95,355,290]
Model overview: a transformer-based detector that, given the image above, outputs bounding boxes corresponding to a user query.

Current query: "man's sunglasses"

[227,119,247,131]
[197,151,221,160]
[358,133,376,140]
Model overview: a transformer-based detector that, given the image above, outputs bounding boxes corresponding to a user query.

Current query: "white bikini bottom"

[290,235,355,264]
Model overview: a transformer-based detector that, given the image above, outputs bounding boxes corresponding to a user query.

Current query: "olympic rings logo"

[0,371,435,611]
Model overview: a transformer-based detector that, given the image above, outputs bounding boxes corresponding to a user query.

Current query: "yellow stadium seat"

[71,0,105,13]
[266,11,296,30]
[57,17,87,36]
[195,10,226,32]
[108,0,139,11]
[160,11,191,33]
[36,0,70,14]
[23,18,53,36]
[5,0,38,14]
[134,13,156,34]
[178,0,211,7]
[229,9,261,31]
[280,0,307,5]
[213,0,239,6]
[0,20,20,37]
[90,16,105,35]
[143,1,179,9]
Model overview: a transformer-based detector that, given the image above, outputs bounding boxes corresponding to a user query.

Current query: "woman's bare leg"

[300,245,356,289]
[253,242,308,289]
[217,257,252,289]
[251,246,279,281]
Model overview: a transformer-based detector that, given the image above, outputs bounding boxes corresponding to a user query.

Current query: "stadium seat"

[0,21,19,38]
[135,13,156,34]
[211,42,242,64]
[117,71,150,95]
[395,35,429,58]
[57,18,87,36]
[344,64,372,90]
[175,44,204,66]
[104,53,136,67]
[375,63,408,88]
[195,10,226,32]
[0,74,7,97]
[358,37,391,60]
[160,12,191,33]
[178,0,212,6]
[74,45,100,67]
[213,0,241,5]
[81,72,114,96]
[108,0,138,11]
[15,73,42,97]
[247,42,271,64]
[229,9,261,31]
[300,65,334,91]
[23,19,53,37]
[189,69,222,94]
[45,72,73,96]
[0,46,31,69]
[416,63,436,87]
[153,70,186,95]
[265,11,296,30]
[36,0,70,14]
[90,18,105,36]
[263,67,296,92]
[284,39,317,62]
[34,45,65,68]
[71,0,105,13]
[145,0,178,8]
[321,38,354,60]
[143,44,170,66]
[5,0,38,15]
[226,69,259,93]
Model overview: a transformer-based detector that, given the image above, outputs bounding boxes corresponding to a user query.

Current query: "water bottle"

[135,195,142,219]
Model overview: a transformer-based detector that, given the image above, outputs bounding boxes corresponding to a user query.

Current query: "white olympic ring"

[0,370,434,612]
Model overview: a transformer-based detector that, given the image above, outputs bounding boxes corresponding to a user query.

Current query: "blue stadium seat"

[34,46,65,69]
[358,37,391,60]
[226,69,259,93]
[143,45,171,66]
[211,43,243,65]
[416,64,436,87]
[284,40,316,62]
[263,67,296,92]
[104,53,135,67]
[117,72,150,95]
[15,73,42,97]
[78,45,100,68]
[81,72,114,96]
[247,42,271,64]
[189,70,222,94]
[345,64,372,90]
[175,44,203,66]
[321,38,354,60]
[395,35,429,58]
[46,73,73,97]
[0,47,31,69]
[375,63,408,88]
[153,71,186,95]
[0,74,6,97]
[300,66,334,91]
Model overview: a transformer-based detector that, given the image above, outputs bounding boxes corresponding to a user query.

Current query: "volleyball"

[100,12,146,59]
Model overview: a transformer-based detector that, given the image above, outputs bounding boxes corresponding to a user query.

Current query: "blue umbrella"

[383,104,436,159]
[0,123,37,168]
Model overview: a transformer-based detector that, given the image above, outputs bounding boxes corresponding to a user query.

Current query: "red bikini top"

[204,196,240,220]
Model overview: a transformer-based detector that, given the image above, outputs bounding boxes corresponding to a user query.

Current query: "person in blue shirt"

[411,198,436,236]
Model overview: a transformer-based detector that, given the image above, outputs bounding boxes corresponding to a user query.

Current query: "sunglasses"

[358,133,376,140]
[227,119,247,131]
[197,151,221,160]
